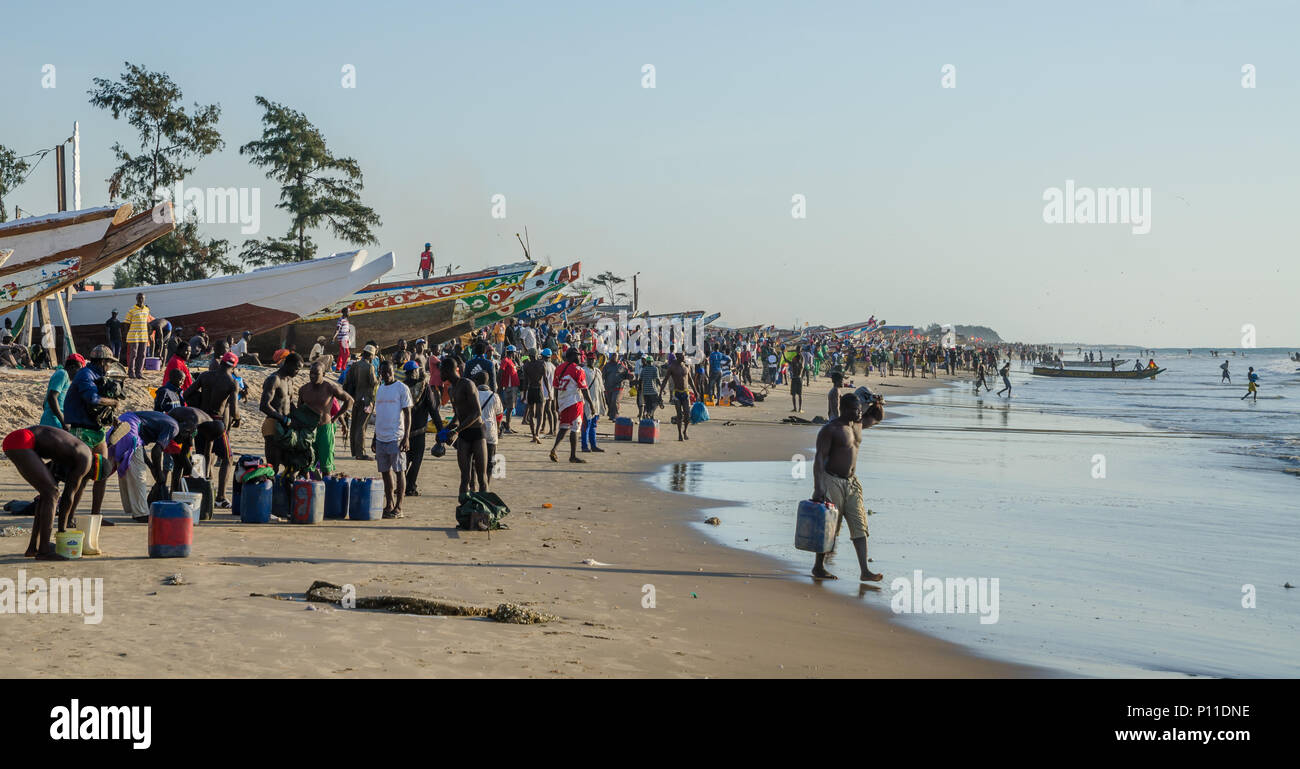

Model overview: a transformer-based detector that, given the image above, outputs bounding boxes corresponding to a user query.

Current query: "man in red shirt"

[162,344,194,390]
[419,243,434,279]
[498,346,520,433]
[550,348,596,464]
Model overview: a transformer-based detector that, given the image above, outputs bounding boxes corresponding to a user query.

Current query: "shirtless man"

[520,352,548,444]
[441,356,487,501]
[811,392,885,582]
[298,358,353,477]
[184,353,240,497]
[259,353,303,475]
[660,353,692,441]
[3,426,96,559]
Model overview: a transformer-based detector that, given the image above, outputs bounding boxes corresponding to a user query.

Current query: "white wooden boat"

[0,203,175,314]
[68,249,395,351]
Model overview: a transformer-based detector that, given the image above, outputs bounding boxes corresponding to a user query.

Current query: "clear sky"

[2,0,1296,347]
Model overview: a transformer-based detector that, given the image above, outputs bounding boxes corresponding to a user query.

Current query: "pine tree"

[88,62,236,286]
[239,97,381,266]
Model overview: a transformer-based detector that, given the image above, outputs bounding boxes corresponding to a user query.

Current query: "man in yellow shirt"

[123,293,151,379]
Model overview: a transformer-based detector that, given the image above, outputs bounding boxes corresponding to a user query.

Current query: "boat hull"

[1060,359,1130,367]
[1032,366,1164,379]
[69,249,394,352]
[1,203,175,314]
[259,262,541,356]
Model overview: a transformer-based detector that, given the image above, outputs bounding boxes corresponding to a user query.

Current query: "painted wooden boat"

[1032,366,1165,379]
[0,249,13,271]
[1061,359,1130,367]
[263,261,540,355]
[429,262,582,345]
[0,203,175,314]
[68,249,395,352]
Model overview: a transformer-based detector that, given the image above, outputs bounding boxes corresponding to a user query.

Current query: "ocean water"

[653,348,1300,677]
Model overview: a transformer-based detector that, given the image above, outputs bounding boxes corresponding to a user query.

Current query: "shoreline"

[0,367,1037,678]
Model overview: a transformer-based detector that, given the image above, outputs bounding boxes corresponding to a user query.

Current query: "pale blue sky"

[2,0,1296,346]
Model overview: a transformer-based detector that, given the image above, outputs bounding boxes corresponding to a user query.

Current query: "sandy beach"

[0,365,1034,678]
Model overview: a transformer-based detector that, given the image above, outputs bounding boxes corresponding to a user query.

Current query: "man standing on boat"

[811,391,885,582]
[419,243,434,280]
[123,293,151,379]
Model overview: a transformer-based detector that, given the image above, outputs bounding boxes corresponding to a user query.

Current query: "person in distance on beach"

[2,425,94,559]
[441,356,487,501]
[1241,367,1259,401]
[662,353,691,441]
[827,371,846,421]
[996,361,1012,398]
[1220,360,1231,383]
[789,346,804,412]
[811,392,885,582]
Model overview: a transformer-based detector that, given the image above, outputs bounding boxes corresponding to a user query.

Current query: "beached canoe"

[429,262,582,345]
[68,249,395,352]
[1032,366,1165,379]
[267,261,541,355]
[1061,359,1130,367]
[0,203,175,314]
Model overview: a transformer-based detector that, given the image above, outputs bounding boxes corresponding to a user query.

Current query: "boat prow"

[69,248,395,350]
[1032,366,1165,379]
[1,202,175,314]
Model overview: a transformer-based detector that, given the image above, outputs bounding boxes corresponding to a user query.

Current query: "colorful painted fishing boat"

[69,249,395,352]
[0,202,175,314]
[433,262,582,344]
[1032,366,1164,379]
[265,261,539,355]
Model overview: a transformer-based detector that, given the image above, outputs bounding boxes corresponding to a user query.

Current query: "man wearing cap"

[42,354,86,430]
[419,243,434,280]
[2,425,96,559]
[402,358,441,496]
[123,293,151,379]
[185,352,241,500]
[64,345,122,521]
[188,327,210,359]
[344,345,378,460]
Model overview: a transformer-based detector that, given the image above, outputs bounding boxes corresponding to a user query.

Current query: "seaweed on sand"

[304,580,557,624]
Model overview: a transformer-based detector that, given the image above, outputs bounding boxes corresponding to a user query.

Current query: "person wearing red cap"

[41,354,87,430]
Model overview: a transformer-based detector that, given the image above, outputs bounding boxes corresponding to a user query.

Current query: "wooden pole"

[53,288,76,357]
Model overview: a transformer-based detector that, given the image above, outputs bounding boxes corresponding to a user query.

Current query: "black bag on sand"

[455,492,510,531]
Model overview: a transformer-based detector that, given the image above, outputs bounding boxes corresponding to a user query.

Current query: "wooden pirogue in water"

[1032,366,1165,379]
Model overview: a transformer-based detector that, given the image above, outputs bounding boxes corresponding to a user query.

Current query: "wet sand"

[0,364,1035,677]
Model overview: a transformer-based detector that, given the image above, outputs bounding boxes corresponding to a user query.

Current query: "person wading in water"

[811,391,885,582]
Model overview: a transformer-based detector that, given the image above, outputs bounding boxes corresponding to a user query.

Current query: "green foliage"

[0,144,32,223]
[239,96,380,266]
[575,270,629,304]
[88,62,231,286]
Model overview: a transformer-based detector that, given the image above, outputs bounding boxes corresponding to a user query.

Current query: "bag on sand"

[455,491,510,531]
[690,400,710,424]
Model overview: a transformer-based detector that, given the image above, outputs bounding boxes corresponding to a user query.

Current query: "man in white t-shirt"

[519,323,538,356]
[372,359,413,518]
[541,352,557,435]
[472,370,503,487]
